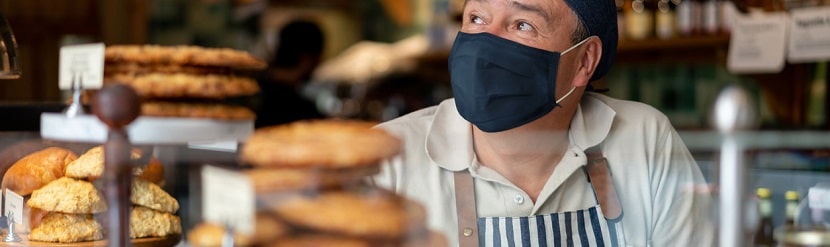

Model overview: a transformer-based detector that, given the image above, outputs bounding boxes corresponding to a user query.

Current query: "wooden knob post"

[92,84,140,247]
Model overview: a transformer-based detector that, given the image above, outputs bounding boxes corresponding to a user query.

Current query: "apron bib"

[454,147,622,247]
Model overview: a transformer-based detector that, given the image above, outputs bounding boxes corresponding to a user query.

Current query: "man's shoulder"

[375,100,445,137]
[586,93,671,125]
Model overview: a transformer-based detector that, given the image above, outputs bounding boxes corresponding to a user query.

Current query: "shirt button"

[513,194,525,205]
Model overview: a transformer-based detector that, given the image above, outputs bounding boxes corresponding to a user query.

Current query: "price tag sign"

[788,7,830,63]
[59,43,105,90]
[4,189,24,224]
[202,165,254,235]
[809,183,830,210]
[728,13,789,74]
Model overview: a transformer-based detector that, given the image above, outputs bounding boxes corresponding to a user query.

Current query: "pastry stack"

[1,146,182,243]
[102,45,266,120]
[187,120,446,247]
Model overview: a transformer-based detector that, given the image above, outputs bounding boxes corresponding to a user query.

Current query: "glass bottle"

[754,188,776,247]
[625,0,655,40]
[785,190,800,226]
[702,0,719,35]
[676,0,704,35]
[656,0,677,39]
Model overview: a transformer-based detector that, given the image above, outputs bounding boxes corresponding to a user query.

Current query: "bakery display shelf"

[0,234,180,247]
[40,113,253,145]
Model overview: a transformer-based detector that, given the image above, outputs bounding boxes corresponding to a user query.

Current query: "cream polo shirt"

[373,93,715,246]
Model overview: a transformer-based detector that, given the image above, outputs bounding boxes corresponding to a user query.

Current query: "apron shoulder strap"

[585,146,623,220]
[453,171,480,247]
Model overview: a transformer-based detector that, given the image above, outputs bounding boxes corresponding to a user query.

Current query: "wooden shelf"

[618,35,730,53]
[615,35,731,64]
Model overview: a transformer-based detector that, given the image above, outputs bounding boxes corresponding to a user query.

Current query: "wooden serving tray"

[0,234,181,247]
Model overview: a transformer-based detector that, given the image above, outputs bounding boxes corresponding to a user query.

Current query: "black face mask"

[449,32,587,132]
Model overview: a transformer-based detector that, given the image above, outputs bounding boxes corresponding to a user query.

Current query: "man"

[254,20,325,128]
[372,0,715,246]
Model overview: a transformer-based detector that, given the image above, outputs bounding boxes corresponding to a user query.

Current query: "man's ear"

[573,36,602,87]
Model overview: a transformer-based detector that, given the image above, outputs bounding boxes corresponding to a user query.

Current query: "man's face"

[460,0,578,54]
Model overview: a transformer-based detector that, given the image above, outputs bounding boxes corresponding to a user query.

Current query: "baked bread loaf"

[28,212,104,243]
[1,147,77,196]
[137,156,165,185]
[26,177,107,214]
[131,178,179,214]
[241,120,401,168]
[129,206,182,238]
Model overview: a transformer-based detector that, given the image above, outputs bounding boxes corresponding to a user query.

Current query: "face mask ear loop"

[561,36,594,55]
[556,86,577,104]
[555,37,593,105]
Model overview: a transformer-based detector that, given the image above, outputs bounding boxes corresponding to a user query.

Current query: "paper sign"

[4,189,24,224]
[788,7,830,63]
[809,183,830,210]
[202,165,254,235]
[728,12,789,74]
[59,43,105,90]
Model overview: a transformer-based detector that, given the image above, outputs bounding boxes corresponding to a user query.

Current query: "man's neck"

[472,113,573,202]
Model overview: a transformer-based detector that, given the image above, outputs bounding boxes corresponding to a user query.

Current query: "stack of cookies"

[103,45,266,120]
[187,120,446,246]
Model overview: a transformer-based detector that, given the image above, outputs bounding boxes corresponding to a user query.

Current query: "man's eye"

[517,22,534,31]
[470,15,485,25]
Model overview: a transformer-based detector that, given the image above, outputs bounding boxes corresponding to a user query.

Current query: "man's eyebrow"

[509,0,552,23]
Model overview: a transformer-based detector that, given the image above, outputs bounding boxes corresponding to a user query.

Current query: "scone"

[29,212,104,243]
[65,145,165,185]
[131,178,179,214]
[27,177,107,214]
[129,206,182,238]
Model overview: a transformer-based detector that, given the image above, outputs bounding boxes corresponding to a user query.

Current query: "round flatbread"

[267,187,426,240]
[105,45,266,70]
[105,72,260,99]
[104,62,232,75]
[188,213,289,247]
[244,165,379,194]
[268,234,373,247]
[141,102,255,120]
[240,120,401,168]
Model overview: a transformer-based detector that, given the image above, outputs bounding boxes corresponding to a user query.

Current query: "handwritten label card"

[788,7,830,63]
[4,189,24,224]
[728,12,789,74]
[202,165,254,235]
[59,43,105,90]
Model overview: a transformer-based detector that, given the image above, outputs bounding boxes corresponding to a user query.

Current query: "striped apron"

[454,147,622,247]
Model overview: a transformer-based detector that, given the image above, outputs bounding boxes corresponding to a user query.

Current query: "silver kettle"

[0,11,21,80]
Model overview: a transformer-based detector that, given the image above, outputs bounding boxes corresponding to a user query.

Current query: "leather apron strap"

[585,146,623,220]
[454,171,480,247]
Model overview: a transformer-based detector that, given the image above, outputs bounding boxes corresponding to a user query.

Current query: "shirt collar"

[425,93,616,171]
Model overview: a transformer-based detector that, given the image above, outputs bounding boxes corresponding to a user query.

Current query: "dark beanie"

[563,0,618,81]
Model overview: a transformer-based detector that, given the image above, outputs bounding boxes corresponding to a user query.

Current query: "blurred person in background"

[372,0,715,246]
[254,19,325,128]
